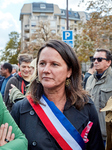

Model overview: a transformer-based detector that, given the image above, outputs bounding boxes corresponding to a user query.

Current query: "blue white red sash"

[27,95,85,150]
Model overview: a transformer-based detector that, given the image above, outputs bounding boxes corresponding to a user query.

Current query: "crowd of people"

[0,39,112,150]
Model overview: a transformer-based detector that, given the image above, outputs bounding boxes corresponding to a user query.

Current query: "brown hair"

[29,40,88,110]
[17,53,33,65]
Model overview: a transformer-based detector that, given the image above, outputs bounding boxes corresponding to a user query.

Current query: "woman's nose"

[43,64,50,73]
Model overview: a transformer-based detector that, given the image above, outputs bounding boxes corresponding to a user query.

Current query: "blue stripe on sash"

[43,95,85,150]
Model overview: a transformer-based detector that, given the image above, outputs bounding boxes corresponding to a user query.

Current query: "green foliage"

[0,31,21,64]
[76,0,112,62]
[74,34,95,62]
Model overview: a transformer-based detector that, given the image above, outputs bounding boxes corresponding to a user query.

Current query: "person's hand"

[9,84,15,94]
[0,123,15,146]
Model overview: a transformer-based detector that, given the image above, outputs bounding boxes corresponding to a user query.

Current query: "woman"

[0,93,28,149]
[11,40,104,150]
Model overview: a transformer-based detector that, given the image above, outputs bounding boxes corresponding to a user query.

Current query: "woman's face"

[38,47,72,91]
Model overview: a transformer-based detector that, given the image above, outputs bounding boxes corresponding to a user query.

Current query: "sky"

[0,0,87,51]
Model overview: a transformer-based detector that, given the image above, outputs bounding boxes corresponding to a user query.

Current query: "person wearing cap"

[101,96,112,150]
[86,49,112,146]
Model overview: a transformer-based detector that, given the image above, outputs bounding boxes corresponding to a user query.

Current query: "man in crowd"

[83,62,95,89]
[12,64,19,76]
[86,49,112,146]
[4,54,33,112]
[0,65,5,90]
[0,63,13,98]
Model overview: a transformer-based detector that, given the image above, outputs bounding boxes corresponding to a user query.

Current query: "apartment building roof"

[20,2,88,21]
[32,2,54,13]
[59,9,80,20]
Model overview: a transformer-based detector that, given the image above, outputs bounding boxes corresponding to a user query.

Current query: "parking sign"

[62,30,74,48]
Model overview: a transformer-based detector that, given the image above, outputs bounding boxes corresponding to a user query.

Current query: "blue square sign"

[62,30,74,48]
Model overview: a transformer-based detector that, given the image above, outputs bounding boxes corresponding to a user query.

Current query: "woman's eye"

[53,63,58,66]
[39,62,45,65]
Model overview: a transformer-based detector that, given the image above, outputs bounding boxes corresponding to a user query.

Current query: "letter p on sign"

[65,32,70,39]
[62,30,74,48]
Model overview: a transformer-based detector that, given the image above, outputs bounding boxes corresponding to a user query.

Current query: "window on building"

[25,25,29,27]
[68,11,72,15]
[31,21,36,27]
[31,29,36,33]
[61,26,65,31]
[61,10,65,15]
[54,16,57,20]
[51,30,56,33]
[57,25,60,28]
[50,21,56,27]
[61,19,65,24]
[40,4,46,9]
[74,12,79,18]
[74,21,77,24]
[40,13,46,16]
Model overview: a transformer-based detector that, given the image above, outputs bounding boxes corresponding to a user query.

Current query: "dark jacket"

[0,75,5,90]
[11,97,104,150]
[83,72,92,89]
[4,73,29,112]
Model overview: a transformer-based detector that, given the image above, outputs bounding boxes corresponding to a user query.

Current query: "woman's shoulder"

[86,96,94,105]
[12,97,32,112]
[83,96,95,109]
[82,96,97,117]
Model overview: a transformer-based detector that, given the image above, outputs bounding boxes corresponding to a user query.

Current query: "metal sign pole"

[66,0,69,30]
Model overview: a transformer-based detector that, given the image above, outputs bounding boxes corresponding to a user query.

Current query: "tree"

[0,31,21,64]
[22,21,61,57]
[74,0,112,63]
[78,0,112,50]
[74,33,95,63]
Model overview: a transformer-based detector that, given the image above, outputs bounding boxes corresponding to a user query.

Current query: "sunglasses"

[92,57,107,62]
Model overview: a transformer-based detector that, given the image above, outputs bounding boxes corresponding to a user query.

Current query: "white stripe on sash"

[40,96,82,150]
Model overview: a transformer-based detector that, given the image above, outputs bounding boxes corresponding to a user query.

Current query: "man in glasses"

[85,49,112,147]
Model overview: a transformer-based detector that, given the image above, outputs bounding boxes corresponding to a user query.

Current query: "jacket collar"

[20,98,32,114]
[94,66,112,80]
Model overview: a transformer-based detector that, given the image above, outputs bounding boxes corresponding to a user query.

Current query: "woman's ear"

[67,68,72,78]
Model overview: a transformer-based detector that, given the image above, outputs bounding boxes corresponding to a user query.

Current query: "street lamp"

[66,0,69,30]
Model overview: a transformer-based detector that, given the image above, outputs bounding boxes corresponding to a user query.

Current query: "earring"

[65,78,71,87]
[36,76,40,83]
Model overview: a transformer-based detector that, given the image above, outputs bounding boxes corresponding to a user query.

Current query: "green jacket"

[9,84,30,104]
[0,93,28,150]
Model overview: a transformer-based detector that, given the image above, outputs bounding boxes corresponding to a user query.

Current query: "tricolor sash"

[27,95,85,150]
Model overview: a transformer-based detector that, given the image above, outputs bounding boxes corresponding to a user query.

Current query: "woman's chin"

[42,83,54,89]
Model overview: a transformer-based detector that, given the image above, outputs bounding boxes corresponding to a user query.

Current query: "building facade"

[20,2,89,51]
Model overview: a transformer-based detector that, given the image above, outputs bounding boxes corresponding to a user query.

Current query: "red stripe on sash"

[18,72,25,94]
[27,95,72,150]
